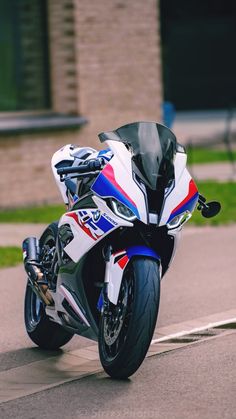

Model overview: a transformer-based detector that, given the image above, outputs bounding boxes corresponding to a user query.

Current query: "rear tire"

[24,223,74,350]
[98,257,160,378]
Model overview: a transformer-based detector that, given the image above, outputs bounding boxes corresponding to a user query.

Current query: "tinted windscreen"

[99,122,177,190]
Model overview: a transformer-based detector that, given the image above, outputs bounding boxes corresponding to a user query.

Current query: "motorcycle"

[22,121,221,379]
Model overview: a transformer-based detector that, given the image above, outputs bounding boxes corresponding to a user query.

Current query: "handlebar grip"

[57,159,103,176]
[87,159,103,171]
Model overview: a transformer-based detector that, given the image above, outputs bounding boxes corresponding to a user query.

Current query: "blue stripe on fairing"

[98,149,112,160]
[92,173,140,219]
[126,245,160,261]
[167,192,199,222]
[95,214,116,233]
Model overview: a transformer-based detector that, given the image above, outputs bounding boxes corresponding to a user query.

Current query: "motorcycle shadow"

[0,346,63,373]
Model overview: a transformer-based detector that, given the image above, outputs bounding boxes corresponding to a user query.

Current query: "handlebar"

[57,159,104,176]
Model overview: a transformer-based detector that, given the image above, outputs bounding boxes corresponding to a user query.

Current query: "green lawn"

[0,246,22,268]
[0,204,64,223]
[0,181,235,227]
[190,181,236,225]
[186,147,236,165]
[0,181,235,267]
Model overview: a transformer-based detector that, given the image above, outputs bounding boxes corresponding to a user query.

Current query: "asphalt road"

[0,225,236,418]
[2,333,236,419]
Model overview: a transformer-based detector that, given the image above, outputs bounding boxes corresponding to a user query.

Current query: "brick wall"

[0,130,81,208]
[74,0,163,149]
[47,0,79,114]
[0,0,163,208]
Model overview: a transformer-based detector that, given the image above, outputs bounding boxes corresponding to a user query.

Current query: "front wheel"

[98,257,160,379]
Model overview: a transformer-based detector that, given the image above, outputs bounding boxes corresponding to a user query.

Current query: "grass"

[0,181,235,227]
[0,181,235,268]
[190,181,236,225]
[187,147,236,165]
[0,247,22,268]
[0,204,65,223]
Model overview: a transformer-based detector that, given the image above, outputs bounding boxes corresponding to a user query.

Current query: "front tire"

[98,257,160,378]
[24,223,74,350]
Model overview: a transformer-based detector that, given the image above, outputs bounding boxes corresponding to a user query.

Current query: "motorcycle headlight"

[110,199,137,221]
[167,211,192,230]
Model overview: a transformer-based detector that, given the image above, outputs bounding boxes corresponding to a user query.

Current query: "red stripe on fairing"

[171,179,198,214]
[118,255,129,269]
[66,212,96,241]
[102,164,137,208]
[66,212,79,223]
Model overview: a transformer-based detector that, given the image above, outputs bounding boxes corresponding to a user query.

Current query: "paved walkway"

[0,223,47,247]
[189,161,236,181]
[173,110,236,180]
[1,219,236,248]
[173,109,236,145]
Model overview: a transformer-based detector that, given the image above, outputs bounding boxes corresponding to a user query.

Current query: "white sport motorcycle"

[23,122,220,378]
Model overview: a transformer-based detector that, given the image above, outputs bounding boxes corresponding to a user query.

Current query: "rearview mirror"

[201,201,221,218]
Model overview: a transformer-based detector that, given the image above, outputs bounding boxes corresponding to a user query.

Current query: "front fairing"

[91,140,148,224]
[159,164,199,226]
[95,121,198,228]
[98,121,177,191]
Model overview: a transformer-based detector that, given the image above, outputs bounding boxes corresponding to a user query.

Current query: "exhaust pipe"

[22,237,53,305]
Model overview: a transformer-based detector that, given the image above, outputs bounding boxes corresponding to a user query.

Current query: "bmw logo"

[93,210,101,222]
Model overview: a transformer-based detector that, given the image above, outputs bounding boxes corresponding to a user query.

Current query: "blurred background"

[0,0,235,208]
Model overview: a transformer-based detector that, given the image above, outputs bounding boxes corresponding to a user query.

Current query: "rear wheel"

[24,223,74,350]
[98,257,160,378]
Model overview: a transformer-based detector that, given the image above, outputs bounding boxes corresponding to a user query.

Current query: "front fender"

[107,246,160,305]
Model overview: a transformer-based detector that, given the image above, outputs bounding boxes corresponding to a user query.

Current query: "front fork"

[100,245,161,307]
